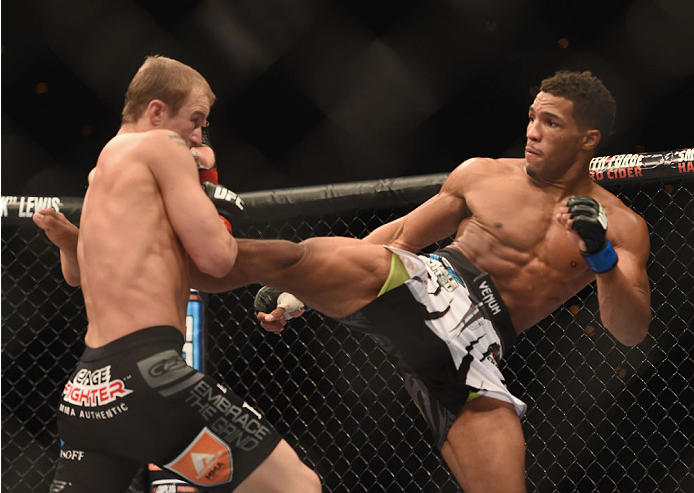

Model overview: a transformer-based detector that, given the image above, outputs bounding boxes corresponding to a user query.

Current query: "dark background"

[2,2,694,491]
[2,0,693,197]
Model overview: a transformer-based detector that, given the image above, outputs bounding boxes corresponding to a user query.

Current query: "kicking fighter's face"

[161,86,210,148]
[525,92,585,178]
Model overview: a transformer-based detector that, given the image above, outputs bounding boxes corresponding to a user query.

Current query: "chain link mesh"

[2,180,693,492]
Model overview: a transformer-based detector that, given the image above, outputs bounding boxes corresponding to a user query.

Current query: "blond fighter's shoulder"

[104,129,183,151]
[105,131,191,165]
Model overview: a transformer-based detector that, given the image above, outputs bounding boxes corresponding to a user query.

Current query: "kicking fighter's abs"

[448,238,591,332]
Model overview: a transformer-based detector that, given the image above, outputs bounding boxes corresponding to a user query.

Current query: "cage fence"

[2,160,693,492]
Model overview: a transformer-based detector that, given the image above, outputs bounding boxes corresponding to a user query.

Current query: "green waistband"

[378,252,411,297]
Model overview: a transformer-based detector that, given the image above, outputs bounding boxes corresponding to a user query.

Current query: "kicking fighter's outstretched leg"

[192,237,393,318]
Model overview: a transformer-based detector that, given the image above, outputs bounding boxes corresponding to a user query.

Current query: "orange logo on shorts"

[165,427,233,486]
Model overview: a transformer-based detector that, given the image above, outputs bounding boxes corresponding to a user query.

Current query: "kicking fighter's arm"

[558,197,651,346]
[593,207,651,345]
[146,131,238,277]
[363,159,476,251]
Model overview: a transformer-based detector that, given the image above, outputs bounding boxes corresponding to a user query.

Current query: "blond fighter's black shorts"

[51,326,281,492]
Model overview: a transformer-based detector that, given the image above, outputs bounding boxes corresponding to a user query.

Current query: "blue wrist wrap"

[583,241,618,273]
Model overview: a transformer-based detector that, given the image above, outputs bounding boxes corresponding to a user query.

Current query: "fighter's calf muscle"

[191,236,389,317]
[239,238,308,278]
[230,236,388,317]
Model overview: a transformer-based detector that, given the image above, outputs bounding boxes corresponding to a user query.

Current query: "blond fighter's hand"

[33,208,81,286]
[32,208,79,252]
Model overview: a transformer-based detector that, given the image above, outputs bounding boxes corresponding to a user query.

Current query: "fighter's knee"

[278,239,310,269]
[300,467,322,493]
[277,463,321,493]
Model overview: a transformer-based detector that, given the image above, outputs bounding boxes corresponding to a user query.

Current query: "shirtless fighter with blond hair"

[36,55,320,493]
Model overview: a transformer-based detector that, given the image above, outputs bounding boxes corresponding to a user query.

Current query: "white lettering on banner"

[1,195,62,217]
[590,154,644,170]
[62,366,133,407]
[679,149,694,161]
[1,196,17,217]
[16,196,62,217]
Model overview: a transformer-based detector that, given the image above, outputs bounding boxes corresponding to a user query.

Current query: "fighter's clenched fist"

[558,195,618,273]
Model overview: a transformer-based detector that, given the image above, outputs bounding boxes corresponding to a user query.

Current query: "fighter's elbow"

[61,265,81,287]
[197,257,232,278]
[609,318,650,347]
[615,328,648,347]
[195,238,238,278]
[63,273,81,287]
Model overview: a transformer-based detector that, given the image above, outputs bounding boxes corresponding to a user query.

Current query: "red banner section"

[589,148,694,184]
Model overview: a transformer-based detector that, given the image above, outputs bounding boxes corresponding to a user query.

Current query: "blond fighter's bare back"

[79,131,191,347]
[447,157,644,333]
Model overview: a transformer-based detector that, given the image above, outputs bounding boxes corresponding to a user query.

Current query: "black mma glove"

[254,286,307,320]
[567,195,618,273]
[201,182,245,234]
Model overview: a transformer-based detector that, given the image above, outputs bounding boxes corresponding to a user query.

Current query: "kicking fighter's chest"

[464,191,586,271]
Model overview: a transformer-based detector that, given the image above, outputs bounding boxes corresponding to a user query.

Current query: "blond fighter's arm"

[33,209,81,287]
[145,131,237,277]
[33,147,222,287]
[31,168,98,286]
